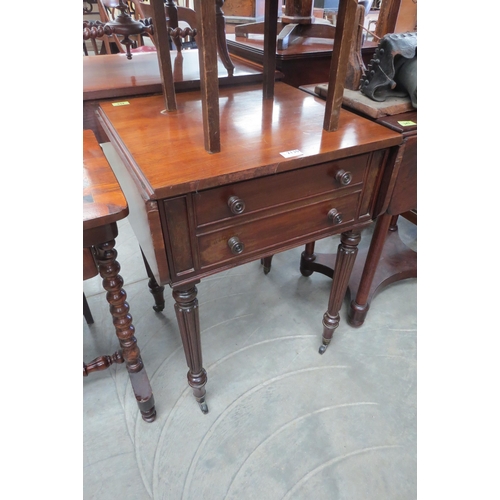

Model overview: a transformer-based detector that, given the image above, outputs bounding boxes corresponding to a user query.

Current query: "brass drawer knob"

[328,208,343,224]
[227,196,246,215]
[227,236,245,255]
[335,169,352,186]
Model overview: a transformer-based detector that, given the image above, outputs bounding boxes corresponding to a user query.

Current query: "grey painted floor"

[83,205,417,500]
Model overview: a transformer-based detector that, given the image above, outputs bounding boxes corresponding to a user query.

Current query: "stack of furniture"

[84,0,415,417]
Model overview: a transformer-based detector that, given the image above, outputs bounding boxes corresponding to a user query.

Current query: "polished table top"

[97,82,403,200]
[83,129,128,231]
[83,50,276,101]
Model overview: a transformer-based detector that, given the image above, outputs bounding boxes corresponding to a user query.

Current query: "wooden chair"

[138,0,234,75]
[137,0,197,51]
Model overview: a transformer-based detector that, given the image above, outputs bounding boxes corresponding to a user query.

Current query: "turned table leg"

[320,230,361,354]
[172,282,208,414]
[347,214,417,326]
[141,249,165,312]
[348,213,392,326]
[94,239,156,422]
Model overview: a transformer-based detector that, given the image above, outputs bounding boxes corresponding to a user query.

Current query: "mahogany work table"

[83,129,156,422]
[96,82,402,414]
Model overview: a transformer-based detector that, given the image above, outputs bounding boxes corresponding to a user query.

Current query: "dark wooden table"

[83,129,156,422]
[297,84,417,326]
[96,82,402,413]
[84,49,281,142]
[226,33,377,88]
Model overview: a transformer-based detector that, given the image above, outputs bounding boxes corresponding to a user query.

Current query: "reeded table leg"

[172,282,208,414]
[95,239,156,422]
[320,230,361,354]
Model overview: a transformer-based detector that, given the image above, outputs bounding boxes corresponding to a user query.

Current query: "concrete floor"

[83,171,417,499]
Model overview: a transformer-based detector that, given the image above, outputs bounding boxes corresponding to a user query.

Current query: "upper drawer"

[193,153,370,227]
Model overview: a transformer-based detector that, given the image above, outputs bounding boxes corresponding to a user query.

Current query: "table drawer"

[197,192,360,269]
[193,154,370,227]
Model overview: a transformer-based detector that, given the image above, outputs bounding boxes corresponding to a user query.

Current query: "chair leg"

[216,0,235,76]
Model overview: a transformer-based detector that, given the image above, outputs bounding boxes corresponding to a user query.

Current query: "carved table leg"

[95,239,156,422]
[320,230,361,354]
[172,282,208,414]
[141,249,165,312]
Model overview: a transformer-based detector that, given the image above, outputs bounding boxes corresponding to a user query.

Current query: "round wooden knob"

[328,208,343,225]
[227,236,245,255]
[227,196,246,215]
[335,169,352,186]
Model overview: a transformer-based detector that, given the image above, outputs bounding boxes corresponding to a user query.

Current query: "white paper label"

[280,149,303,158]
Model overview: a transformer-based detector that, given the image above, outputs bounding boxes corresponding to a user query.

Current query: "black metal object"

[360,31,417,106]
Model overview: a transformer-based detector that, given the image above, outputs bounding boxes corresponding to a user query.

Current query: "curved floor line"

[181,365,349,500]
[151,387,193,498]
[199,291,261,307]
[225,402,379,498]
[200,313,255,335]
[149,345,183,382]
[204,334,318,372]
[125,342,185,497]
[387,328,417,333]
[281,444,402,500]
[152,336,322,497]
[148,335,311,496]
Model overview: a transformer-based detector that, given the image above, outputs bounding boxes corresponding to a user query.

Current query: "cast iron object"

[360,32,417,106]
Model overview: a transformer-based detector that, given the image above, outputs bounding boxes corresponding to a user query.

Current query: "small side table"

[298,109,416,326]
[83,129,156,422]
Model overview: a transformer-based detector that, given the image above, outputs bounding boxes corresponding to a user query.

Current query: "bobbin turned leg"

[95,239,156,422]
[141,249,165,312]
[172,282,208,414]
[320,230,361,354]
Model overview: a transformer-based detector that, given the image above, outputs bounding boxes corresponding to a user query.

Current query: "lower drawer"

[197,192,361,269]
